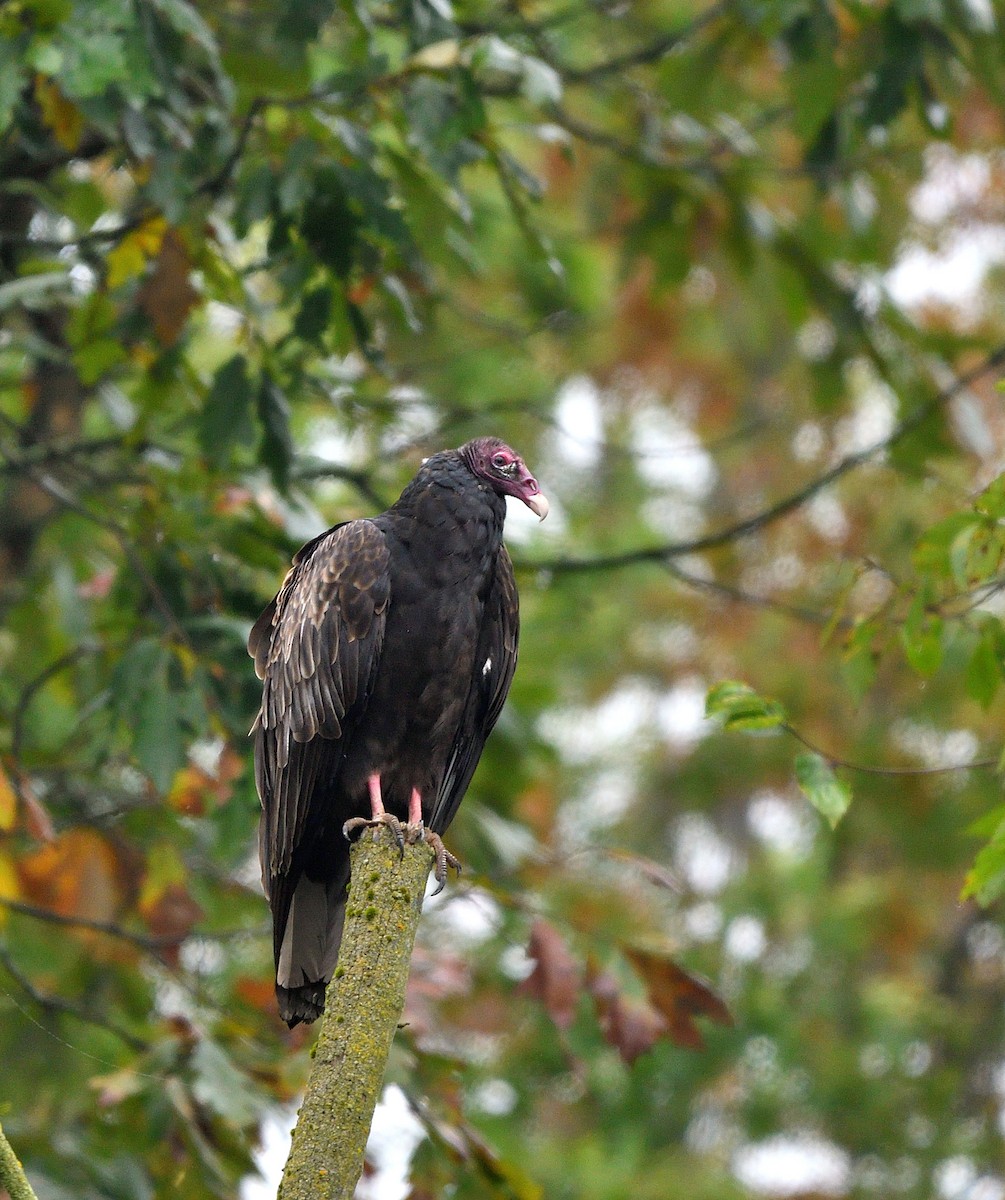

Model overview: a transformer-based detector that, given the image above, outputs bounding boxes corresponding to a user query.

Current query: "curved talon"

[423,831,461,895]
[342,811,405,855]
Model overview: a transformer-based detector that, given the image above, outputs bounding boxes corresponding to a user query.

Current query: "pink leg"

[369,773,386,819]
[342,773,404,852]
[408,787,423,826]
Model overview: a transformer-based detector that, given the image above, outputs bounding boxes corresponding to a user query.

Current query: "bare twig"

[523,344,1005,575]
[782,723,997,778]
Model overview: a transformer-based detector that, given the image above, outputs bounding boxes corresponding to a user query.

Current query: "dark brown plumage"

[249,438,548,1026]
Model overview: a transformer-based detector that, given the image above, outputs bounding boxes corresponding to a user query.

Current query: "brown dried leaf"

[586,961,668,1065]
[623,946,732,1050]
[141,881,203,948]
[518,917,580,1031]
[137,229,198,346]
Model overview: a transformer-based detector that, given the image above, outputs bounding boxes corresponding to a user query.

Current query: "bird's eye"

[492,453,509,469]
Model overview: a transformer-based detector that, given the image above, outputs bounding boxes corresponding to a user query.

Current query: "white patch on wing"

[482,656,493,676]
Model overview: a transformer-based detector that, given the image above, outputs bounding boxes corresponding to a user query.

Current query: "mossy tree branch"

[279,828,435,1200]
[0,1120,38,1200]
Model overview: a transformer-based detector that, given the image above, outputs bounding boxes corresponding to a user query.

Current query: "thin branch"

[11,644,99,763]
[524,343,1005,575]
[663,560,844,628]
[0,944,150,1053]
[557,2,728,83]
[783,723,998,778]
[0,897,183,952]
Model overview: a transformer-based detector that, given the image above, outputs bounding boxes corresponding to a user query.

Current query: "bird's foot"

[402,822,461,895]
[342,811,406,855]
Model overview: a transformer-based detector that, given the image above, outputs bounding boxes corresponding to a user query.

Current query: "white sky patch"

[684,900,724,942]
[538,680,659,763]
[911,148,993,224]
[424,887,501,946]
[632,403,717,498]
[935,1158,1005,1200]
[732,1133,851,1197]
[655,676,714,750]
[887,225,1005,315]
[673,813,735,895]
[242,1102,298,1200]
[242,1089,427,1200]
[806,492,849,543]
[503,490,565,542]
[557,764,637,840]
[207,300,243,334]
[834,362,897,456]
[551,374,604,469]
[747,790,815,858]
[307,416,372,466]
[725,914,767,962]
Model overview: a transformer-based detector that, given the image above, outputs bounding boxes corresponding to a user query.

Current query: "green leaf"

[705,681,786,731]
[199,354,255,467]
[962,816,1005,905]
[191,1039,265,1127]
[841,618,878,701]
[900,593,943,677]
[975,472,1005,519]
[257,373,293,491]
[794,752,852,828]
[114,639,185,792]
[292,283,334,344]
[966,627,1002,710]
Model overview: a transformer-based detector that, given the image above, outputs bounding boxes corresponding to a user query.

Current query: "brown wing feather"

[428,546,519,833]
[250,520,391,882]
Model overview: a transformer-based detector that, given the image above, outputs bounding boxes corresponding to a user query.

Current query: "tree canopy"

[2,0,1005,1196]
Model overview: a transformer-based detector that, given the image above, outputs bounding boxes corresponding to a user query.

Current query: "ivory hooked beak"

[527,491,549,521]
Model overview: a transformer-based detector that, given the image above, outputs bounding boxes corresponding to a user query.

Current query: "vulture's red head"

[461,437,549,521]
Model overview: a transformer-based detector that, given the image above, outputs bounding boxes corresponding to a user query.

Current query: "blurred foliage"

[2,0,1005,1196]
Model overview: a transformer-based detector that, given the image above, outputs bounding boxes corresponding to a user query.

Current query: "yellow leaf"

[0,762,16,832]
[0,849,21,926]
[106,217,168,289]
[139,842,187,916]
[34,75,83,152]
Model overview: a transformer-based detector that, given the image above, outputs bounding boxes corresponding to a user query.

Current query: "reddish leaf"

[623,946,732,1050]
[586,961,668,1065]
[518,917,580,1030]
[137,229,198,346]
[235,975,276,1012]
[141,881,203,948]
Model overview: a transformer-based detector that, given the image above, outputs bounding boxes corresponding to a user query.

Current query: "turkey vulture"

[249,438,548,1026]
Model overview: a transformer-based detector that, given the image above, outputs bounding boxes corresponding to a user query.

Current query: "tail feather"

[274,871,348,1027]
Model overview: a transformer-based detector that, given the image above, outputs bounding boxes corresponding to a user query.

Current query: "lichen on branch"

[278,828,434,1200]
